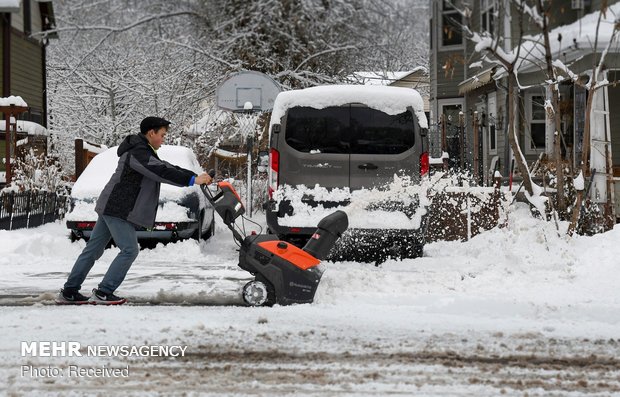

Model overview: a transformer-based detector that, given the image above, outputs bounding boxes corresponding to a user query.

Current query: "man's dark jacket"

[95,134,196,228]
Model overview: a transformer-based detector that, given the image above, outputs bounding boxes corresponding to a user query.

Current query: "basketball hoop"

[216,71,282,215]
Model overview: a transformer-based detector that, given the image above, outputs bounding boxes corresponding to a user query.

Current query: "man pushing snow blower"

[202,170,348,306]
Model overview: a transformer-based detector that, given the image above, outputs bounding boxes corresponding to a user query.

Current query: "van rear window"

[285,107,349,153]
[350,107,415,155]
[284,106,415,155]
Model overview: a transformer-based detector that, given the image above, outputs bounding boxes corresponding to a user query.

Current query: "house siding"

[0,26,3,96]
[10,33,43,112]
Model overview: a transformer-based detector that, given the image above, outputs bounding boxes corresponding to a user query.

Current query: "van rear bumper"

[266,200,427,263]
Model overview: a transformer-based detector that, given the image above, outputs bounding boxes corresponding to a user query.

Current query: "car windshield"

[285,106,415,155]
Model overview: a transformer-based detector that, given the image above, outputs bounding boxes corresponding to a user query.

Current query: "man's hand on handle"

[195,173,212,185]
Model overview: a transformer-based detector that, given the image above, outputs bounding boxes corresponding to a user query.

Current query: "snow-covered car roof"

[71,145,203,201]
[269,85,428,129]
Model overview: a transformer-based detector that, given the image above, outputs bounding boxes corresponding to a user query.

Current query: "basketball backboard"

[216,71,282,112]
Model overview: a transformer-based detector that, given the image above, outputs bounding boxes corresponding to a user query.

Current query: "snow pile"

[0,202,619,343]
[270,85,428,129]
[315,202,620,322]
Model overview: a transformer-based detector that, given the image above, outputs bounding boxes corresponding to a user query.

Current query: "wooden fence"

[426,181,507,242]
[0,191,68,230]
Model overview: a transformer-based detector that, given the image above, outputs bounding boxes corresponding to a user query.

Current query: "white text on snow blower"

[21,341,188,357]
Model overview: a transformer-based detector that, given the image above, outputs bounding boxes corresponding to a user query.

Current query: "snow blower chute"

[201,171,348,306]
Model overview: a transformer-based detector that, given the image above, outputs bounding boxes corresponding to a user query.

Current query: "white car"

[66,145,215,243]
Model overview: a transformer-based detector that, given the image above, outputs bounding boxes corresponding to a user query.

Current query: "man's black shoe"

[55,288,92,305]
[89,288,127,305]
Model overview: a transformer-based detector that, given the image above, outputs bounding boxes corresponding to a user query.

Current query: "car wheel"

[202,219,215,240]
[191,212,203,241]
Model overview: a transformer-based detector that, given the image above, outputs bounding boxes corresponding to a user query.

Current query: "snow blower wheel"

[243,280,271,307]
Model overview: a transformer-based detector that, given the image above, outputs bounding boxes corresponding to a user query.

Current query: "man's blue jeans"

[64,215,139,294]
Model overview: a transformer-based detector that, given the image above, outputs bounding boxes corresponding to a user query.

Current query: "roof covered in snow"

[350,68,427,86]
[270,85,428,129]
[0,0,20,13]
[517,2,620,72]
[0,96,27,107]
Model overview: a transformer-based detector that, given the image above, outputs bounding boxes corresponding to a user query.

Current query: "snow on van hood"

[270,85,428,129]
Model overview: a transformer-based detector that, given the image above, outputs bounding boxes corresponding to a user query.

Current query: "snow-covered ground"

[1,204,619,396]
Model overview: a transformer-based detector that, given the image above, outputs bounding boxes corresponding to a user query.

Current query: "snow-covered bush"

[3,149,70,195]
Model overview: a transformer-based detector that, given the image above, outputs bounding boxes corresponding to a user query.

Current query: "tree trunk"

[538,0,566,215]
[507,74,534,196]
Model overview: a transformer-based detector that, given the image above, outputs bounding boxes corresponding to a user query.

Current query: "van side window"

[285,107,350,153]
[350,108,415,155]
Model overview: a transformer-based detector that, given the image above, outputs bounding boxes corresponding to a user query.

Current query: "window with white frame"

[442,1,463,47]
[526,94,546,153]
[480,0,495,34]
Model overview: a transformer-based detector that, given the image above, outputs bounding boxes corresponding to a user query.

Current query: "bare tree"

[461,0,537,198]
[45,0,429,173]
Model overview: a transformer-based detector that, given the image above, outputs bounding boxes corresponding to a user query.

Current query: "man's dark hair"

[140,117,171,134]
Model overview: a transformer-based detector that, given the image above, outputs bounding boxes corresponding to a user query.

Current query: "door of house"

[438,99,464,170]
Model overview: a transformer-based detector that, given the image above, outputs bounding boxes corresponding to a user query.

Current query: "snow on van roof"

[270,85,428,129]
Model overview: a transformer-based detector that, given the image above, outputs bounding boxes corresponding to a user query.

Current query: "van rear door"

[280,106,350,189]
[349,106,418,190]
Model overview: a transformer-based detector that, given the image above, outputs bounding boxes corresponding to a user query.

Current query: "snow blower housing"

[202,174,348,306]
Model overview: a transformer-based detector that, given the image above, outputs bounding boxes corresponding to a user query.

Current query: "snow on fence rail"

[0,191,69,230]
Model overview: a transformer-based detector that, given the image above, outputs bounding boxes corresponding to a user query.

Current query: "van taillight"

[420,152,429,176]
[268,148,280,199]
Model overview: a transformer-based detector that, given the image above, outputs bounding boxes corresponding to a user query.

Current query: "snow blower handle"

[200,169,246,244]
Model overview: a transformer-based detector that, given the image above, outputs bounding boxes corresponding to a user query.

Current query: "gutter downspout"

[3,13,10,184]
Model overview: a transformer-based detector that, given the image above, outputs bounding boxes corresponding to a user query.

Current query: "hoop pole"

[246,132,253,215]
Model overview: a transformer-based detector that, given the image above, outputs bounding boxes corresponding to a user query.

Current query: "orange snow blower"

[201,171,348,306]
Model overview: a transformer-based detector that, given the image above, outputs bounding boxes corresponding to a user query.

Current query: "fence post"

[43,192,48,223]
[8,192,14,230]
[466,186,471,241]
[473,112,479,185]
[26,191,31,228]
[459,113,465,170]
